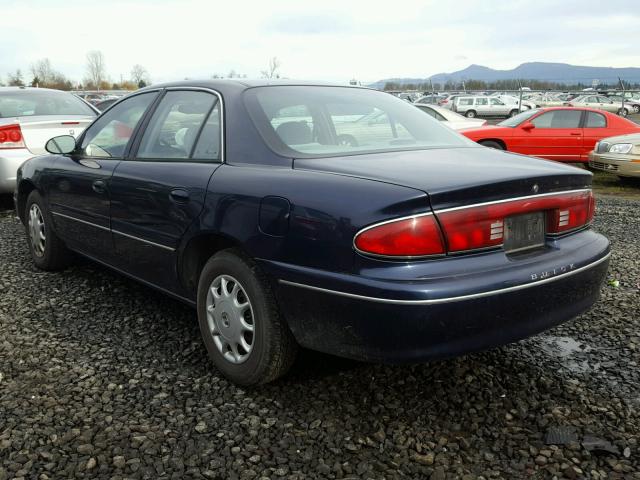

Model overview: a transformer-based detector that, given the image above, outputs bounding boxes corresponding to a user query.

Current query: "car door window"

[585,111,607,128]
[418,106,446,121]
[192,103,222,161]
[531,110,582,128]
[476,98,488,106]
[598,96,612,104]
[137,91,217,160]
[489,98,504,105]
[80,92,157,158]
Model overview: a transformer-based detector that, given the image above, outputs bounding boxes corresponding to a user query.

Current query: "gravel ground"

[0,194,639,480]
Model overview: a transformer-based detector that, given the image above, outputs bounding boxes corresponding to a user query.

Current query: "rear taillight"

[437,190,595,252]
[354,214,445,257]
[0,124,26,149]
[354,190,595,258]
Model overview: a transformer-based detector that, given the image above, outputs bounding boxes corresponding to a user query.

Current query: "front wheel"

[509,109,520,117]
[633,104,640,114]
[24,190,73,271]
[197,250,298,385]
[618,108,629,117]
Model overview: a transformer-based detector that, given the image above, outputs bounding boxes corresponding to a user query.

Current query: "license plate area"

[503,212,545,253]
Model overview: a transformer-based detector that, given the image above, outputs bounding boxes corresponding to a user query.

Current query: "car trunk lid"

[294,147,592,211]
[9,115,95,154]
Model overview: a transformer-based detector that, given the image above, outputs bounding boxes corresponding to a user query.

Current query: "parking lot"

[0,166,638,480]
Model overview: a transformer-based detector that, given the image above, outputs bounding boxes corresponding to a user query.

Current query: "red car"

[460,107,640,163]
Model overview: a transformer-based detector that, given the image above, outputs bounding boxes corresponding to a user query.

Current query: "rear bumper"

[262,230,610,362]
[0,150,32,194]
[589,152,640,178]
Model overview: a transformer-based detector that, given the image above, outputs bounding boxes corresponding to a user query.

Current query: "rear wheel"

[479,140,505,150]
[465,110,477,118]
[24,190,73,271]
[197,249,298,385]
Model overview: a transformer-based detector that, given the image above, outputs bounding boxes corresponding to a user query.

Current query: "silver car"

[567,95,630,117]
[453,96,521,118]
[0,87,97,194]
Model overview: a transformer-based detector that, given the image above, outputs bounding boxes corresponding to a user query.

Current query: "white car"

[414,103,487,130]
[0,87,97,193]
[493,95,537,110]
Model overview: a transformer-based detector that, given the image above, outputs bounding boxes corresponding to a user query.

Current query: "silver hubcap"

[206,275,255,364]
[28,204,46,257]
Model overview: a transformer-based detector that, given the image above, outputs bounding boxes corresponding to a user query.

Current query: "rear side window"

[458,98,473,106]
[0,90,96,118]
[136,91,217,161]
[585,111,606,128]
[531,110,582,128]
[80,92,157,158]
[476,98,488,105]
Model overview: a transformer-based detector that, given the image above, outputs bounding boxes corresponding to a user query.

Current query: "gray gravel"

[0,194,639,480]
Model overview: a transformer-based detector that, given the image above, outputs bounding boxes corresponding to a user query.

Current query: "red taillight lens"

[436,190,594,252]
[354,214,445,257]
[0,124,26,149]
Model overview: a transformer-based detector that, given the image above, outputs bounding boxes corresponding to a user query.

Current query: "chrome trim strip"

[165,86,225,163]
[111,229,175,252]
[52,212,175,252]
[279,252,610,305]
[435,188,591,214]
[52,211,110,232]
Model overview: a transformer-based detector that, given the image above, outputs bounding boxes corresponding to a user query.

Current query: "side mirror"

[521,122,535,131]
[45,135,76,154]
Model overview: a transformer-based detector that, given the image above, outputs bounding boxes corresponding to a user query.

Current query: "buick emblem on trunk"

[69,129,75,136]
[532,183,539,193]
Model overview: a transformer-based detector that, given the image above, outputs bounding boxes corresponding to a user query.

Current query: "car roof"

[139,79,369,91]
[0,86,73,94]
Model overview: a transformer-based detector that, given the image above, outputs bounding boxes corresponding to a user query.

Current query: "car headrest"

[275,121,312,145]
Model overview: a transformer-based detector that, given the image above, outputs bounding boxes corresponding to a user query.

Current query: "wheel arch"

[477,138,507,150]
[16,179,38,224]
[178,231,247,295]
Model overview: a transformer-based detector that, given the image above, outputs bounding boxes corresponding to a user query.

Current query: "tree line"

[3,54,283,91]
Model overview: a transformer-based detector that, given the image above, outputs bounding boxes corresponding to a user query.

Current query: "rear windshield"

[0,90,96,118]
[244,86,472,158]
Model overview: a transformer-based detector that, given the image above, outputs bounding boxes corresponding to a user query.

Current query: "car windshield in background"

[244,86,472,158]
[0,90,96,118]
[497,108,540,127]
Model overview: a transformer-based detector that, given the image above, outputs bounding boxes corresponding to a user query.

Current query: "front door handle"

[570,132,582,136]
[92,180,107,194]
[169,188,190,202]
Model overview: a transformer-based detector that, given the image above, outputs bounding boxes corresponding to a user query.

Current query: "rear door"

[475,97,489,115]
[48,91,159,259]
[509,109,583,161]
[582,110,609,159]
[108,88,223,291]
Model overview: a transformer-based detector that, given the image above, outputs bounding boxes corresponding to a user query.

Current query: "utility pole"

[517,79,523,113]
[619,77,626,115]
[429,78,435,95]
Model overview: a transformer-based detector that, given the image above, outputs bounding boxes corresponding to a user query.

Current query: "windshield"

[497,108,540,127]
[244,86,473,158]
[0,90,96,118]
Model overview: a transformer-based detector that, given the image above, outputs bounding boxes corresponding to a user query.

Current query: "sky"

[1,0,638,86]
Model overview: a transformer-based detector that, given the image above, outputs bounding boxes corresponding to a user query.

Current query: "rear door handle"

[169,188,190,202]
[92,180,107,194]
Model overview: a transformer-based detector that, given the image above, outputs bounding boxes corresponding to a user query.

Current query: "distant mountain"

[368,62,640,89]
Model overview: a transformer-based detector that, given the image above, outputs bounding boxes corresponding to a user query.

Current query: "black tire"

[633,104,640,114]
[24,190,73,271]
[196,249,298,385]
[618,108,628,117]
[465,110,476,118]
[479,140,505,150]
[509,109,520,117]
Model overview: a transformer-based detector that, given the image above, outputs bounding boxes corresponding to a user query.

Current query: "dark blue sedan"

[15,80,610,385]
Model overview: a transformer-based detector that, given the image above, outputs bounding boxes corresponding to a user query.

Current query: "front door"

[108,89,223,292]
[510,109,583,161]
[48,91,159,259]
